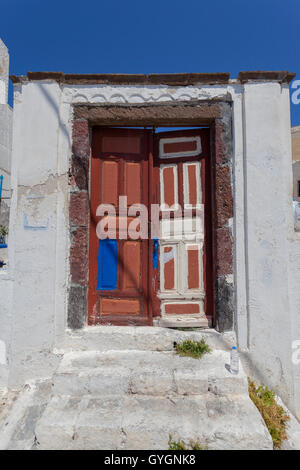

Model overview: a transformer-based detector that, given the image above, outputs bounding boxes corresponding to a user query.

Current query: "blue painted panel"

[152,238,159,269]
[97,239,118,291]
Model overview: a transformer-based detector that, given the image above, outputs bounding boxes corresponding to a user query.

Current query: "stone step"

[0,380,53,450]
[34,393,273,450]
[63,326,235,353]
[53,349,248,397]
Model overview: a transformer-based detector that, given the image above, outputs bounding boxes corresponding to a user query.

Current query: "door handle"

[152,238,159,269]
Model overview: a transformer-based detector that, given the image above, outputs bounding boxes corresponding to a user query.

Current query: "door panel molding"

[88,127,151,326]
[155,129,211,327]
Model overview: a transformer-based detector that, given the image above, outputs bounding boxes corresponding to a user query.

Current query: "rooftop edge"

[9,71,296,86]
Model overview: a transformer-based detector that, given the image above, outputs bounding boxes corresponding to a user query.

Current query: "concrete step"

[53,349,248,397]
[35,393,273,450]
[0,380,53,450]
[63,326,235,353]
[40,327,273,450]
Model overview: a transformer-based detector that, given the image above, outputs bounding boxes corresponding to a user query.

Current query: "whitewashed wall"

[0,39,12,389]
[0,39,9,105]
[0,40,11,206]
[1,77,300,420]
[240,82,300,418]
[6,81,69,386]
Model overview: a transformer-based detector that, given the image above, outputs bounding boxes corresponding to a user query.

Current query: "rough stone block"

[67,286,87,329]
[216,227,233,276]
[215,276,234,332]
[72,120,90,157]
[215,165,234,228]
[69,191,89,227]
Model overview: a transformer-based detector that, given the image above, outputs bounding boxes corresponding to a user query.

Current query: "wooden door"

[88,128,152,325]
[154,129,213,327]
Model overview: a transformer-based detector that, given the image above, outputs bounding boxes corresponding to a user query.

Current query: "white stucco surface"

[0,81,5,105]
[6,81,68,386]
[0,39,12,217]
[0,272,13,387]
[0,40,12,389]
[0,39,9,104]
[239,82,298,415]
[0,76,299,419]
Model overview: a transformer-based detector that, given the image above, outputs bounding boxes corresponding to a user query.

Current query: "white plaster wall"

[0,39,9,105]
[0,40,12,389]
[289,235,300,419]
[0,104,13,203]
[0,80,5,105]
[7,81,69,386]
[0,38,12,225]
[241,82,300,415]
[0,273,13,389]
[4,77,300,420]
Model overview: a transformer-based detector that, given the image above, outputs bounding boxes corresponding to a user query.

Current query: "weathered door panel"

[155,129,213,327]
[88,128,151,326]
[88,127,213,327]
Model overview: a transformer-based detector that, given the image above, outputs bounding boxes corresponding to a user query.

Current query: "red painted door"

[88,128,152,325]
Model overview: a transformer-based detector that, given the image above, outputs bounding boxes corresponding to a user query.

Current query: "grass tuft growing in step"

[168,435,208,450]
[174,339,211,359]
[248,379,290,449]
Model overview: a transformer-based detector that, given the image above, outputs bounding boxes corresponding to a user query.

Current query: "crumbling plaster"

[5,81,70,386]
[2,77,300,420]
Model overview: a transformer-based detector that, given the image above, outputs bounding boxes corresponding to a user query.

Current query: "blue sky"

[1,0,300,124]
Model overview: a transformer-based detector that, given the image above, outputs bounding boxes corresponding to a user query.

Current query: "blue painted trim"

[0,235,7,248]
[152,238,159,270]
[23,213,48,231]
[97,239,118,291]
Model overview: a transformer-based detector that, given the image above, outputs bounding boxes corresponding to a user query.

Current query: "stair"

[34,327,273,450]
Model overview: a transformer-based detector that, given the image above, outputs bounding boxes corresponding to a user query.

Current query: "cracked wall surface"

[0,40,12,249]
[0,40,12,389]
[5,80,70,387]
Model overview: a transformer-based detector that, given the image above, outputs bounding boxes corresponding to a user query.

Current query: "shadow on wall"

[37,82,71,147]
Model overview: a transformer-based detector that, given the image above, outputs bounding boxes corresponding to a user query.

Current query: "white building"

[0,39,300,426]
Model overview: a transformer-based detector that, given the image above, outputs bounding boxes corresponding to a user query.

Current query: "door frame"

[67,100,234,332]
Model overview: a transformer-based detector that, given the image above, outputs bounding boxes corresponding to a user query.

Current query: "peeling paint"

[163,247,175,264]
[23,213,48,231]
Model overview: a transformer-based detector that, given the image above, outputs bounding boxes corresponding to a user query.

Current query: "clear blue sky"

[1,0,300,125]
